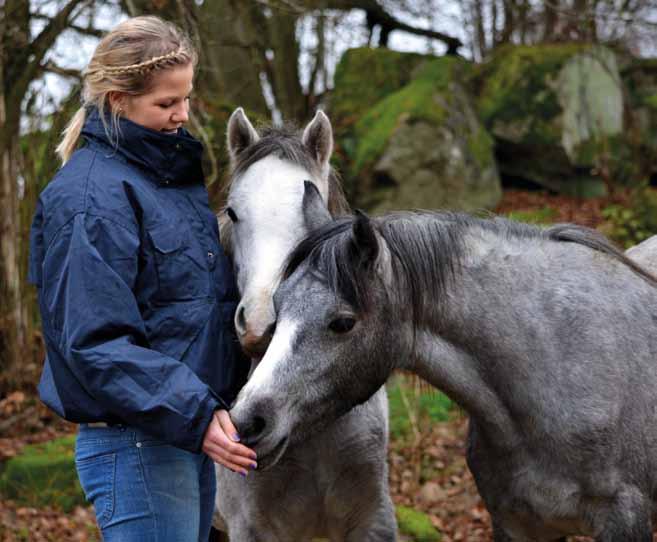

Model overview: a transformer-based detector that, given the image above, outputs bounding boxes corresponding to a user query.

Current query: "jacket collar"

[81,107,204,186]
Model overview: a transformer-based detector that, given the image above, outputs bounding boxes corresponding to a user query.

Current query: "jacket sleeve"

[37,211,223,452]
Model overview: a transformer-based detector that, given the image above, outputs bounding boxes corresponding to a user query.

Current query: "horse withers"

[230,209,657,541]
[212,110,396,541]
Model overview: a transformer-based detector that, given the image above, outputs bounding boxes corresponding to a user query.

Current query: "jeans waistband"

[77,423,162,443]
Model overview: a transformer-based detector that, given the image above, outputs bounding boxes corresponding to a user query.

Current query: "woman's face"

[119,63,194,134]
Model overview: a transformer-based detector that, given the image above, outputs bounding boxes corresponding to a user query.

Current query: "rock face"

[474,44,642,196]
[332,51,501,213]
[367,88,501,213]
[329,45,657,206]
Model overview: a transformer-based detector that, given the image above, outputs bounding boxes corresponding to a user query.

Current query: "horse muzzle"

[230,394,290,470]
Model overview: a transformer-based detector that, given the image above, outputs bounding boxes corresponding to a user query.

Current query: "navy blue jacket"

[28,109,248,452]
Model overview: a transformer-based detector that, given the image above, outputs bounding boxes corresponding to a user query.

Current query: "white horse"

[212,109,397,541]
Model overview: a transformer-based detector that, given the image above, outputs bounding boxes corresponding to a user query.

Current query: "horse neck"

[408,327,521,448]
[387,222,528,448]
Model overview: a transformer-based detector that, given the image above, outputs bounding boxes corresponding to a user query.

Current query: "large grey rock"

[557,48,623,163]
[370,100,501,213]
[475,45,640,195]
[347,57,501,213]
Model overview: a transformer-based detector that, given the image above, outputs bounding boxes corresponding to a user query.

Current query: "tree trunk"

[267,7,306,121]
[197,0,269,115]
[0,52,24,393]
[499,0,517,43]
[0,0,91,393]
[473,0,487,60]
[543,0,560,41]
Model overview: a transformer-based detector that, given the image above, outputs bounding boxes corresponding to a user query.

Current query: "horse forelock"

[226,125,349,216]
[283,212,472,326]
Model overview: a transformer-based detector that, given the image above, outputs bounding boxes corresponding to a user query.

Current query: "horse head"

[221,107,343,359]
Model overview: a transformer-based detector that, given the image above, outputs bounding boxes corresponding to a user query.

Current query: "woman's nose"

[172,103,189,124]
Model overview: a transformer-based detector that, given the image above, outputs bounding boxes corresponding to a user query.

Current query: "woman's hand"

[202,409,257,476]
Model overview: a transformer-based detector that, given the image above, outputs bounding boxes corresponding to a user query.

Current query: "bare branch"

[43,60,83,82]
[10,0,92,108]
[31,13,104,38]
[306,0,463,52]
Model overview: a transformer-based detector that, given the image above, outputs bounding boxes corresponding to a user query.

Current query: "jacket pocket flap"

[148,224,186,254]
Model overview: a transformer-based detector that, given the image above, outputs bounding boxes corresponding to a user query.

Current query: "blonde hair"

[56,16,197,163]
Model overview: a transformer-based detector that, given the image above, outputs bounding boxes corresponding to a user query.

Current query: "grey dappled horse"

[230,208,657,541]
[212,109,395,541]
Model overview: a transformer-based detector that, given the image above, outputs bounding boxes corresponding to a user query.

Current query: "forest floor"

[1,189,655,541]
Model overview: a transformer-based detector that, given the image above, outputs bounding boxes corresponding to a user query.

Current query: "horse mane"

[219,125,349,254]
[544,223,657,284]
[283,211,657,327]
[283,212,468,326]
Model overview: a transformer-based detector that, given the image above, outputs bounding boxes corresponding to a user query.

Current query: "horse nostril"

[265,321,276,337]
[240,415,267,447]
[235,305,246,334]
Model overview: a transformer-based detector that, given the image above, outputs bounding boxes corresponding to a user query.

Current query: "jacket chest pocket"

[147,224,208,301]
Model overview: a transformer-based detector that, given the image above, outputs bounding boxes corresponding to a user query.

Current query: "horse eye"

[226,207,238,223]
[328,317,356,334]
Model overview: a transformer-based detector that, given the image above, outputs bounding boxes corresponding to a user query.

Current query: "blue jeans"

[75,424,216,541]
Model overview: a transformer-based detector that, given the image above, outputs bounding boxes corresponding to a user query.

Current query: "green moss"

[332,47,429,125]
[396,506,441,541]
[466,125,495,169]
[0,435,85,512]
[351,57,461,173]
[474,43,588,143]
[644,94,657,110]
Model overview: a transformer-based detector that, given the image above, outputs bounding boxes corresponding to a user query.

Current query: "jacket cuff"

[188,393,222,454]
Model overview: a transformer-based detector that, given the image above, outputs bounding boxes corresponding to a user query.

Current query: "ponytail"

[56,107,87,164]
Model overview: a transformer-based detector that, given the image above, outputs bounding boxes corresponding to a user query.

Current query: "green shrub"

[396,506,442,541]
[600,188,657,248]
[505,206,558,225]
[387,375,454,440]
[0,435,85,511]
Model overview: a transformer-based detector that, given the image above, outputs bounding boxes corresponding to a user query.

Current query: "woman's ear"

[108,91,126,114]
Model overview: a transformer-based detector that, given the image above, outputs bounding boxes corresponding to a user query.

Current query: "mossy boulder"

[345,56,500,213]
[330,47,435,199]
[474,44,641,195]
[331,47,430,129]
[396,506,442,541]
[0,435,85,512]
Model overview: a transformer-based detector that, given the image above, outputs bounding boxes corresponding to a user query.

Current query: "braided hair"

[57,16,197,163]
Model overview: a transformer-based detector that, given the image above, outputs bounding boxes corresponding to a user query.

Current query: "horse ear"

[302,110,333,172]
[302,180,332,231]
[350,209,379,269]
[227,107,260,164]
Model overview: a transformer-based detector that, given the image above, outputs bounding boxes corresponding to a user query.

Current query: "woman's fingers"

[213,410,257,459]
[214,409,241,443]
[204,441,253,475]
[202,409,258,475]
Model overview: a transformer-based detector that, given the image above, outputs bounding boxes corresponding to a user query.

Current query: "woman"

[28,16,255,541]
